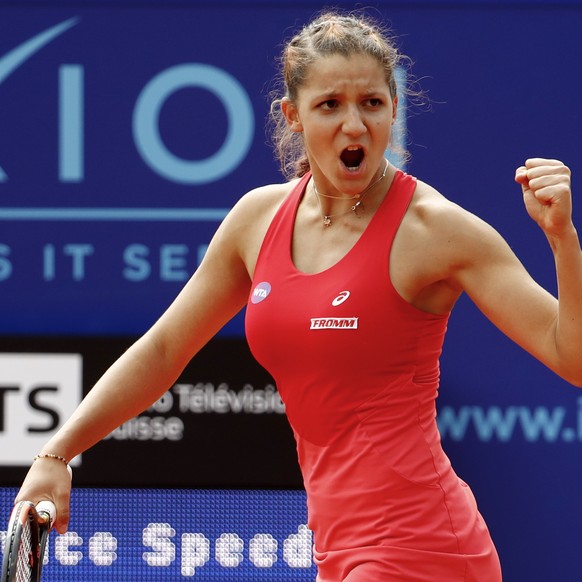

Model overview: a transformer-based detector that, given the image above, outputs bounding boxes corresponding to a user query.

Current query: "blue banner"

[0,5,284,334]
[0,487,315,580]
[1,3,581,336]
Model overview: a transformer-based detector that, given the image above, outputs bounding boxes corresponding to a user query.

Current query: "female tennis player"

[14,10,582,581]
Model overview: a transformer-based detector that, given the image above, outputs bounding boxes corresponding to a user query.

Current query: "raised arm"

[455,159,582,385]
[514,158,582,380]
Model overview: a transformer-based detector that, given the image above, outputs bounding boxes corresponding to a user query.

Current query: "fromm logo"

[310,317,358,330]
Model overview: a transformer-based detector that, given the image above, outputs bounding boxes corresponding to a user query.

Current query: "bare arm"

[454,159,582,385]
[516,159,582,380]
[14,184,279,532]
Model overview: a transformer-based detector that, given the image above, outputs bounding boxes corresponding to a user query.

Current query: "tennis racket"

[1,500,55,582]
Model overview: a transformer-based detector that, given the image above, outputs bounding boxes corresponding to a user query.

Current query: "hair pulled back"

[270,10,407,179]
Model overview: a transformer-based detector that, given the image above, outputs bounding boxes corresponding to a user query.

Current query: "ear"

[391,95,398,125]
[281,98,303,132]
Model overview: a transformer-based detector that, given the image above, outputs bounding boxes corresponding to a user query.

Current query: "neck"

[311,160,390,227]
[315,160,389,199]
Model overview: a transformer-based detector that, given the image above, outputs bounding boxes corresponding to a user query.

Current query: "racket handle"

[36,500,57,528]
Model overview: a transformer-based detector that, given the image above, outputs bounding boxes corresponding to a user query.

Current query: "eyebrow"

[314,87,385,100]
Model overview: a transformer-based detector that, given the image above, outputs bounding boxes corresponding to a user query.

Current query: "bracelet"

[33,453,69,466]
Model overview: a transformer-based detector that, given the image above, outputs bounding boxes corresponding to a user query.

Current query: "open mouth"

[340,146,365,171]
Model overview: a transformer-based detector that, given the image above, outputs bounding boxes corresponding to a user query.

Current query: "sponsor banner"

[0,5,407,336]
[438,399,582,444]
[0,487,315,580]
[0,337,301,488]
[0,354,82,465]
[0,6,271,336]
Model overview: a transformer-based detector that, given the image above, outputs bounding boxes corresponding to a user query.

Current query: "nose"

[342,105,366,137]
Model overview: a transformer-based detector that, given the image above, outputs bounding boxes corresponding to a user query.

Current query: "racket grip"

[36,500,57,528]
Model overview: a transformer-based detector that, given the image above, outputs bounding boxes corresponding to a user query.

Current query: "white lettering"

[149,391,174,413]
[30,523,314,572]
[249,533,278,568]
[310,317,358,330]
[181,533,210,576]
[55,531,83,566]
[283,524,312,568]
[88,532,117,566]
[142,523,176,567]
[215,533,244,568]
[104,416,184,441]
[173,383,285,414]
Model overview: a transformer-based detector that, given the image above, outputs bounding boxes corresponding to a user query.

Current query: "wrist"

[34,453,69,466]
[33,452,74,479]
[546,224,580,253]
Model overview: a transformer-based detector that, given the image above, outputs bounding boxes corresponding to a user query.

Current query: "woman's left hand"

[515,158,573,238]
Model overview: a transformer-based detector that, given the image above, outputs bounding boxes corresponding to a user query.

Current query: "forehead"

[300,52,390,95]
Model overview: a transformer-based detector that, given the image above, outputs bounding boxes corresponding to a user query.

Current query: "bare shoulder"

[213,179,298,274]
[232,180,296,222]
[224,180,296,242]
[392,178,515,312]
[406,179,505,255]
[411,180,482,228]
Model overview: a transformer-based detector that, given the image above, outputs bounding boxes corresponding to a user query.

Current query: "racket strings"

[14,518,33,582]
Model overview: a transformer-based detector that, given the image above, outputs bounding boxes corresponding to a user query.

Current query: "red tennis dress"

[245,171,502,581]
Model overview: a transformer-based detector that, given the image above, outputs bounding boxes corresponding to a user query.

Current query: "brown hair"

[270,10,410,179]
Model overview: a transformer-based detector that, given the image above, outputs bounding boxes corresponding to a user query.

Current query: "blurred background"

[0,1,581,579]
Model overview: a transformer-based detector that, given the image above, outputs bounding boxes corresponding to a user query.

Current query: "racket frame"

[1,500,53,582]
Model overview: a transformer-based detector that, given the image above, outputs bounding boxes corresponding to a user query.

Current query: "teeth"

[341,145,364,170]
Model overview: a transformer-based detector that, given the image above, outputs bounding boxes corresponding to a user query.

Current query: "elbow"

[556,365,582,388]
[549,343,582,386]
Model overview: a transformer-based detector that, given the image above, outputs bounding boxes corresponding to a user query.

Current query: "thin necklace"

[312,160,389,227]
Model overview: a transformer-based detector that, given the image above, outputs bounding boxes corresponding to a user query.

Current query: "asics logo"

[331,290,350,306]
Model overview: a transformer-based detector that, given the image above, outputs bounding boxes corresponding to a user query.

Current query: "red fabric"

[246,171,502,581]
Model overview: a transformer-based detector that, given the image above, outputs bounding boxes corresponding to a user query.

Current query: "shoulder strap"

[254,172,311,267]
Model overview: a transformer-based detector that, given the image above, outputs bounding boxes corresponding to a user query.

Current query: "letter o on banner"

[133,63,254,184]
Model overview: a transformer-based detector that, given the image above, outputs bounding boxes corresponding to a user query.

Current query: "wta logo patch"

[310,317,358,330]
[251,281,271,304]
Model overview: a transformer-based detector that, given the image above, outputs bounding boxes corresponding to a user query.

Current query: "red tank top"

[245,171,501,581]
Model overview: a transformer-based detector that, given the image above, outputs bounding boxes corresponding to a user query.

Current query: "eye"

[319,99,339,110]
[365,98,384,108]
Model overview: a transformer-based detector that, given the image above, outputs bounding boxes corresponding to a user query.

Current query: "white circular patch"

[251,281,272,304]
